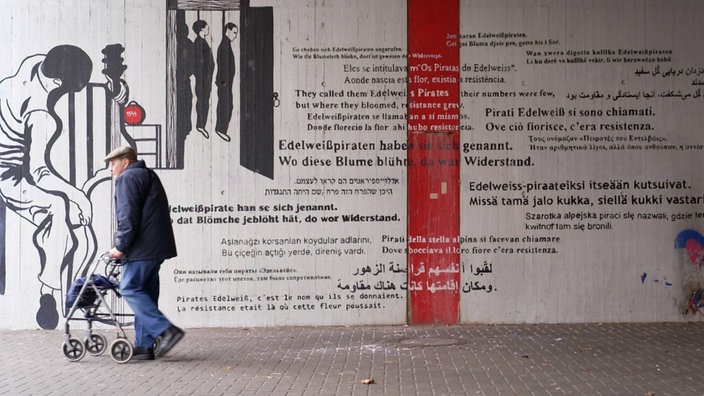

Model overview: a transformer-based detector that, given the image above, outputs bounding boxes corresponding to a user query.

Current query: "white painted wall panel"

[1,0,703,329]
[459,0,704,323]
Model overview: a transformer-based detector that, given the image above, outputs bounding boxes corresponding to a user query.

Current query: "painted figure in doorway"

[215,22,238,142]
[175,11,194,168]
[193,20,214,139]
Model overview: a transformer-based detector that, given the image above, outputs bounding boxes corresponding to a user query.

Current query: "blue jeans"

[120,259,172,348]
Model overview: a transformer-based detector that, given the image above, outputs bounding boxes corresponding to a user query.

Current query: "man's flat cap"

[104,145,137,161]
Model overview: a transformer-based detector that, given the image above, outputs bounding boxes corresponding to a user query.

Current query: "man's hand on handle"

[109,247,125,260]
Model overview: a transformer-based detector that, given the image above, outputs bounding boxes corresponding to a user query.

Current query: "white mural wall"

[1,0,704,330]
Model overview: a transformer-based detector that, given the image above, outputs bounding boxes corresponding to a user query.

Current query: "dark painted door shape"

[240,5,275,179]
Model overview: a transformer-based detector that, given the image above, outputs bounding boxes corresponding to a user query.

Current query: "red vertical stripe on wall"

[407,0,461,324]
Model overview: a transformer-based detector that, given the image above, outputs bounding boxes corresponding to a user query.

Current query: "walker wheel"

[63,338,86,362]
[110,338,133,363]
[85,333,108,356]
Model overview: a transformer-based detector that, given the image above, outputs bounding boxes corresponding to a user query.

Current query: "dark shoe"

[132,347,154,361]
[36,294,59,330]
[155,325,184,358]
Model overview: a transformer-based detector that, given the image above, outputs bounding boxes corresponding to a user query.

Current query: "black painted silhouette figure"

[193,20,214,139]
[215,22,238,142]
[176,12,195,168]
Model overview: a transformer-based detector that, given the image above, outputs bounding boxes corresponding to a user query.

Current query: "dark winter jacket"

[114,160,177,261]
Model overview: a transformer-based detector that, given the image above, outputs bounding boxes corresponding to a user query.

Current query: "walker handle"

[100,251,125,265]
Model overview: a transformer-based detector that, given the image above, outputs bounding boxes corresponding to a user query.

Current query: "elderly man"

[106,145,183,360]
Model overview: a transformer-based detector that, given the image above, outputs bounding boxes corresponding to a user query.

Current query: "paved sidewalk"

[1,322,704,395]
